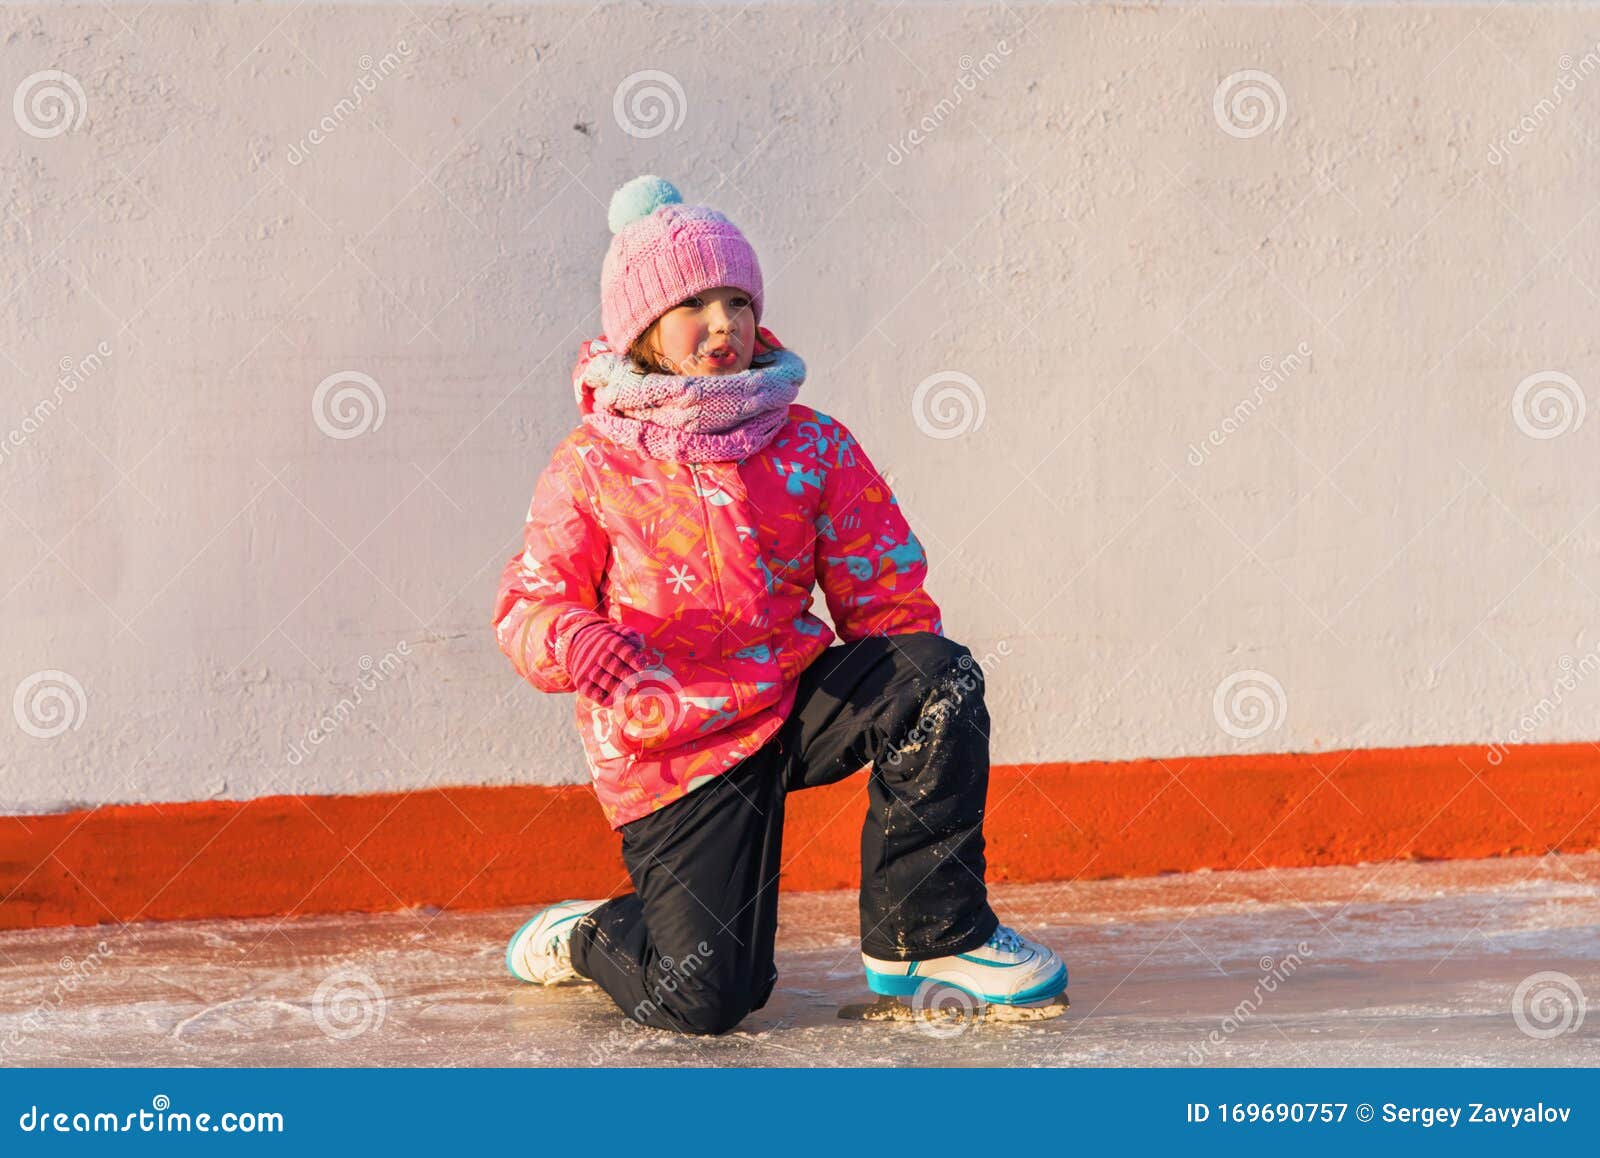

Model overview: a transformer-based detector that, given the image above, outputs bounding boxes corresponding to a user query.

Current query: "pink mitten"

[561,619,650,705]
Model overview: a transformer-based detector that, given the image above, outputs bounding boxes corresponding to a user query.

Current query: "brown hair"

[627,317,776,375]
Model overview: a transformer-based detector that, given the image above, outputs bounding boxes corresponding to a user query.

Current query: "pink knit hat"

[600,175,765,355]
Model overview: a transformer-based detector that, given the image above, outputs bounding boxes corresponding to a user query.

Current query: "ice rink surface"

[2,853,1596,1067]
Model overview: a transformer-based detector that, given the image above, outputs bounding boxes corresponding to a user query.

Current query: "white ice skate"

[505,898,604,984]
[860,923,1066,1006]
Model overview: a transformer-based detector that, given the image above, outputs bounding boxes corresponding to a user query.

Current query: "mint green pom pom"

[608,175,681,234]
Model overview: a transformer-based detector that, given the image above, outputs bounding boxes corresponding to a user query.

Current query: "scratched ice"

[1,855,1596,1066]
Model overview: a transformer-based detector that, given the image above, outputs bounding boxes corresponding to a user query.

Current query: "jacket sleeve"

[813,417,944,643]
[492,440,611,694]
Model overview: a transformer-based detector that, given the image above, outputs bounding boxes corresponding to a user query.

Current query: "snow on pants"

[569,630,1001,1036]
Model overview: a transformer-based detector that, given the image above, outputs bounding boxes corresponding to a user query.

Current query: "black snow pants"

[568,630,1000,1036]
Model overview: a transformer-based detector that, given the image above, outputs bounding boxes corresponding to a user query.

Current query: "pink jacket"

[492,333,943,828]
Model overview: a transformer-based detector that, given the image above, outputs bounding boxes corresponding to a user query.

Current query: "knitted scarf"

[573,328,805,463]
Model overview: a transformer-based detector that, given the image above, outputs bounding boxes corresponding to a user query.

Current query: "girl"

[491,175,1066,1035]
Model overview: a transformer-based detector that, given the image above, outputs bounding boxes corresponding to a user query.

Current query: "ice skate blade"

[837,990,1069,1023]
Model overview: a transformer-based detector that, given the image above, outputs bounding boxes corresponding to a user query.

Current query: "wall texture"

[3,2,1597,814]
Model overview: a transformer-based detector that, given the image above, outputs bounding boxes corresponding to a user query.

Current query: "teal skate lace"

[988,924,1025,954]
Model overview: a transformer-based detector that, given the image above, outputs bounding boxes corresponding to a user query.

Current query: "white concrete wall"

[2,2,1597,813]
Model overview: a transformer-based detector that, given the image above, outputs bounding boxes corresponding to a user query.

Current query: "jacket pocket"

[606,665,738,754]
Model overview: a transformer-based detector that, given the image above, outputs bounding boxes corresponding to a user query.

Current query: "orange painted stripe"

[2,742,1597,930]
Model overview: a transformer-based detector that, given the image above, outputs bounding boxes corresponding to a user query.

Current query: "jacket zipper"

[689,464,728,637]
[689,463,741,712]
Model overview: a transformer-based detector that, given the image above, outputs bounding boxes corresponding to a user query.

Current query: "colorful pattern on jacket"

[492,333,944,829]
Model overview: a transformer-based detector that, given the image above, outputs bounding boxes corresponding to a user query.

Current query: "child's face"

[649,285,756,376]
